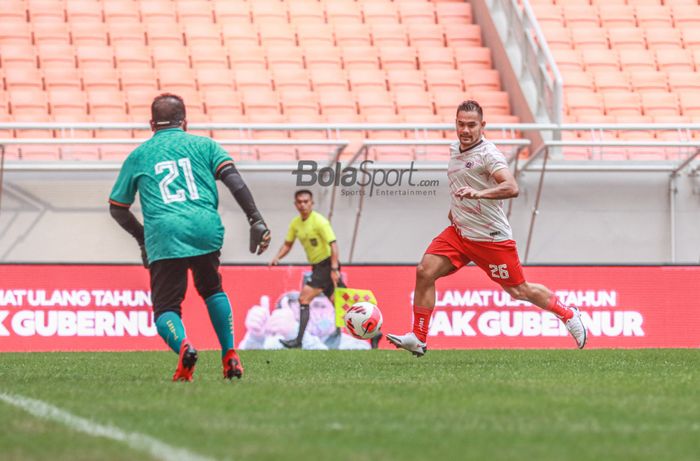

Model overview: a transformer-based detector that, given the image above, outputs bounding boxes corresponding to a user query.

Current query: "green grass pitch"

[0,349,698,461]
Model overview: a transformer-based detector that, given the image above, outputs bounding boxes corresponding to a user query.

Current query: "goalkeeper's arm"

[217,163,271,254]
[109,203,148,267]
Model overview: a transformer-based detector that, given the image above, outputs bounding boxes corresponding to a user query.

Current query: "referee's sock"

[295,303,310,343]
[155,311,187,354]
[205,292,234,358]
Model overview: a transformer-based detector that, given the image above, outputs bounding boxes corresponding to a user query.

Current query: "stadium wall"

[0,167,698,264]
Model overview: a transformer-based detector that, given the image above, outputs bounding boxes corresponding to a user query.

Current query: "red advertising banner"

[0,265,698,352]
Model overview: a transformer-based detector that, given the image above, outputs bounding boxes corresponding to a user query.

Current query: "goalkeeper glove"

[249,216,271,255]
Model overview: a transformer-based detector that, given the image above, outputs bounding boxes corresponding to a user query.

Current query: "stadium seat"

[305,45,343,70]
[679,92,700,116]
[44,67,82,91]
[463,69,502,91]
[88,90,128,118]
[318,90,358,119]
[599,5,636,28]
[120,68,159,92]
[159,68,197,93]
[115,45,152,69]
[213,1,250,24]
[273,67,311,92]
[341,46,380,70]
[0,22,33,46]
[146,23,184,47]
[9,90,47,118]
[76,45,115,70]
[267,46,305,72]
[325,1,363,24]
[395,90,434,117]
[541,26,573,49]
[258,23,297,47]
[203,90,243,121]
[454,47,492,69]
[435,3,472,24]
[417,47,455,69]
[227,45,266,70]
[3,67,44,91]
[190,45,229,69]
[177,0,215,23]
[347,68,387,92]
[152,46,191,70]
[222,23,259,48]
[582,49,620,72]
[641,92,679,116]
[334,24,372,47]
[362,2,399,24]
[635,5,673,29]
[531,4,564,28]
[562,6,599,28]
[356,91,396,119]
[645,28,683,50]
[38,43,76,70]
[242,90,281,117]
[425,68,463,93]
[668,71,700,92]
[618,49,657,72]
[570,28,608,50]
[629,71,668,94]
[371,24,409,47]
[33,22,71,46]
[566,91,605,117]
[297,23,335,48]
[681,28,700,50]
[72,22,109,46]
[234,68,273,91]
[408,24,446,48]
[250,0,288,23]
[656,48,694,72]
[603,92,642,117]
[27,0,66,23]
[379,46,417,70]
[288,1,325,24]
[103,0,141,23]
[309,68,348,92]
[444,24,482,48]
[398,2,436,24]
[108,23,146,47]
[140,0,178,23]
[561,70,595,93]
[196,68,235,92]
[181,90,206,122]
[0,44,38,69]
[608,28,645,50]
[671,5,700,30]
[281,90,320,121]
[476,91,511,116]
[0,1,28,23]
[386,69,426,92]
[66,0,103,23]
[551,48,583,71]
[433,90,466,118]
[83,67,122,91]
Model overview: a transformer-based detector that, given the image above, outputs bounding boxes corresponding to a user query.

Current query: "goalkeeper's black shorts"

[149,250,222,319]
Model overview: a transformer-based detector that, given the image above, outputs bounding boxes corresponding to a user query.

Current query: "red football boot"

[222,349,244,380]
[172,341,198,382]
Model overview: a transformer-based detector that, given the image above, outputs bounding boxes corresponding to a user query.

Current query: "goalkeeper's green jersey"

[109,128,233,263]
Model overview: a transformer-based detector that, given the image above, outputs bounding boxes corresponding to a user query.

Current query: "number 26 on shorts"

[489,264,509,279]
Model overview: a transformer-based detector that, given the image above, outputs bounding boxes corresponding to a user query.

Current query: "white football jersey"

[448,138,513,242]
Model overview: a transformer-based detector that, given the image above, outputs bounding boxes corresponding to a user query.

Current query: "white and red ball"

[343,302,383,340]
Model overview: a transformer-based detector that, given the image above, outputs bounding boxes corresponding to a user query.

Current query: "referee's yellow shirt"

[285,210,337,264]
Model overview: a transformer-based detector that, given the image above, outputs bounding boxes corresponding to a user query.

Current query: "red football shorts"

[425,226,526,287]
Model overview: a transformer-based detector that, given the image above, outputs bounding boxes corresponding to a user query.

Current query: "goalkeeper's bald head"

[150,93,187,131]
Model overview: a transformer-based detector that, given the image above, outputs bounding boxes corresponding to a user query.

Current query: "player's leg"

[386,253,456,356]
[503,282,587,349]
[467,239,587,349]
[150,258,198,381]
[190,251,243,379]
[280,283,324,348]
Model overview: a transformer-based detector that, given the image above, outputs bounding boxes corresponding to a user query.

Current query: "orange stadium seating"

[1,0,519,161]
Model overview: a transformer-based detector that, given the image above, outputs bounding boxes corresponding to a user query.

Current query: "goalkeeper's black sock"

[295,304,310,343]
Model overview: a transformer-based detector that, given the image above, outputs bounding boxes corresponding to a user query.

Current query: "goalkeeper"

[109,93,270,382]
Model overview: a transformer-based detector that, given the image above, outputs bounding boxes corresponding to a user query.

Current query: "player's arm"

[454,168,519,200]
[217,163,271,255]
[108,202,148,268]
[329,241,340,285]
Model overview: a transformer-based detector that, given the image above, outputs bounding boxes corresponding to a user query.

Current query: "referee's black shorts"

[306,257,345,298]
[149,251,223,319]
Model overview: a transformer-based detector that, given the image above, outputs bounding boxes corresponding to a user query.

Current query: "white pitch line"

[0,392,218,461]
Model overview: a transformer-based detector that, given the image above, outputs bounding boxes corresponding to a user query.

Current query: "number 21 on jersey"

[155,158,199,204]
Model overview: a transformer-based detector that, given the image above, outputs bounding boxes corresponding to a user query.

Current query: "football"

[343,302,383,340]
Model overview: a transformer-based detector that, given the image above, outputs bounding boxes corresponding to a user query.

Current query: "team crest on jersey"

[465,161,474,169]
[310,238,318,247]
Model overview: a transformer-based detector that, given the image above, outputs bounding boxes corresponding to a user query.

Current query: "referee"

[270,189,345,348]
